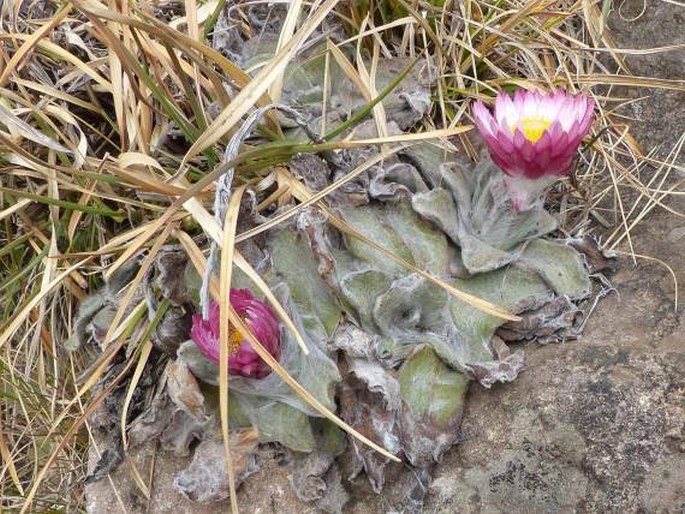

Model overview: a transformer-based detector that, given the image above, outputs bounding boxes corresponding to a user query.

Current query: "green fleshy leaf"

[397,346,470,465]
[342,201,452,277]
[518,239,591,299]
[340,269,393,329]
[398,346,469,467]
[450,267,551,343]
[459,232,526,275]
[342,205,415,275]
[411,188,460,244]
[399,346,469,427]
[239,400,315,452]
[271,230,342,337]
[384,201,451,276]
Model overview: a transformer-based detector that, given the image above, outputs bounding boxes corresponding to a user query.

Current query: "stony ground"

[423,223,685,512]
[86,2,685,512]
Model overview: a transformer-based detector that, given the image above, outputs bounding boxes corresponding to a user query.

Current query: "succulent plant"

[73,24,603,511]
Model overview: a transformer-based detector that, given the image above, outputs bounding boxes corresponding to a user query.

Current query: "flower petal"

[473,100,498,137]
[473,89,595,180]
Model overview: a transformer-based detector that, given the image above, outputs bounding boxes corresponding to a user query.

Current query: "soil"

[85,1,685,512]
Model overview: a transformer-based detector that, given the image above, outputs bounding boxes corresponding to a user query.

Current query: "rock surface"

[425,255,685,512]
[606,0,685,156]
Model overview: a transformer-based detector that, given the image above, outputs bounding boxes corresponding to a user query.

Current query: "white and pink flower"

[473,89,595,180]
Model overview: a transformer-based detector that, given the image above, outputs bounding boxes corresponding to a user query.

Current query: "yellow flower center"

[511,117,552,143]
[228,328,245,355]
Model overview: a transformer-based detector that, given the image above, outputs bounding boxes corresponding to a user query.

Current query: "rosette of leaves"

[71,239,346,502]
[256,137,595,510]
[75,6,600,508]
[289,149,590,377]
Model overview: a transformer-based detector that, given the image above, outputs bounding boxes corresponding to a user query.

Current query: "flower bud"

[190,289,281,379]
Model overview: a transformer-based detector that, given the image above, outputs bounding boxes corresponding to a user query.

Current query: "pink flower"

[190,289,281,379]
[473,89,595,180]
